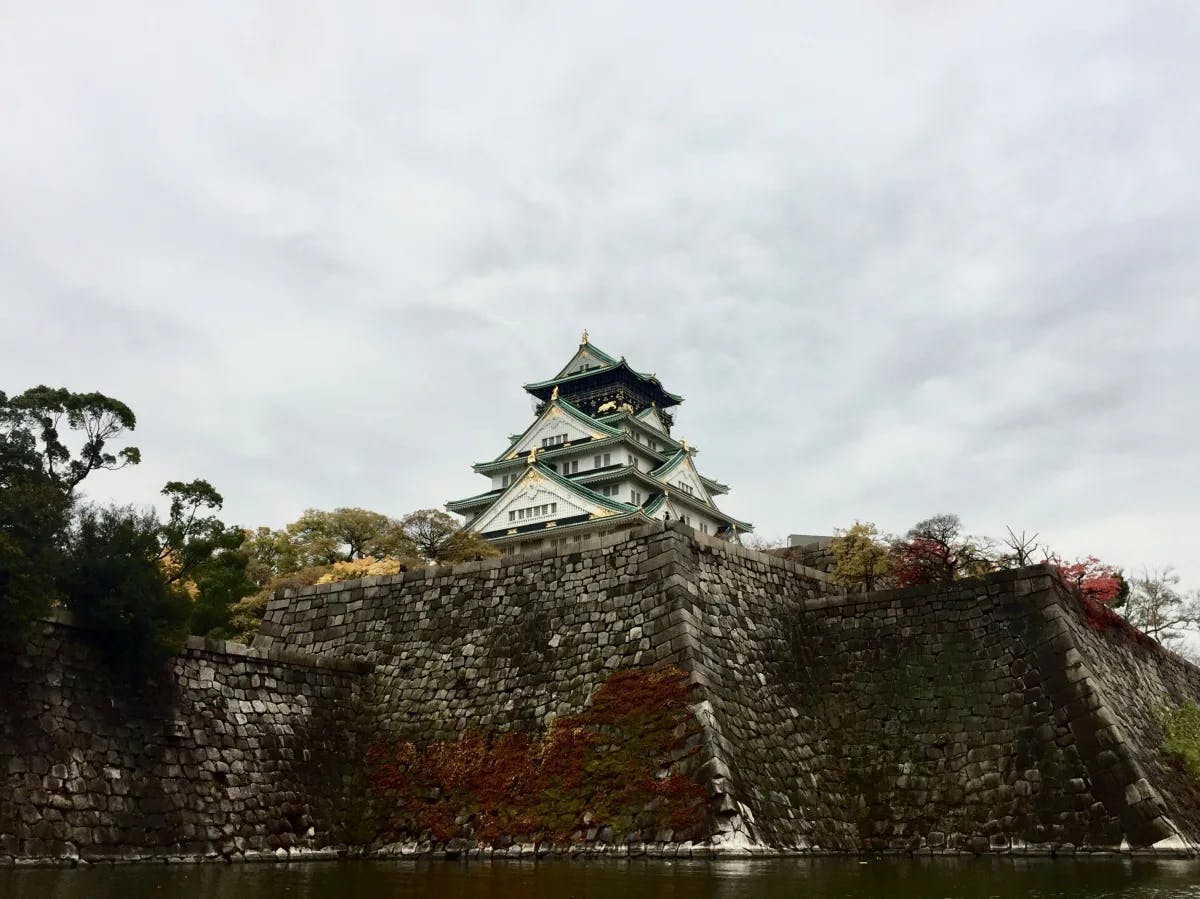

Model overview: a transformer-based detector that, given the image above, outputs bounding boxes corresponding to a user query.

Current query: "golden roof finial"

[527,446,538,465]
[581,329,589,345]
[680,438,689,452]
[551,385,559,401]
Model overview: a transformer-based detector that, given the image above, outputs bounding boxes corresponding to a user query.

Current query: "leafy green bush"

[1160,701,1200,778]
[59,505,191,676]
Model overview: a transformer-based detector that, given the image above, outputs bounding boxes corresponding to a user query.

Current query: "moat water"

[3,857,1200,898]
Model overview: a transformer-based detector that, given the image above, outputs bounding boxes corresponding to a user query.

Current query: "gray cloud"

[1,1,1197,586]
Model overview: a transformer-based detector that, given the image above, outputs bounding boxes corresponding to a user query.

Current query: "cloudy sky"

[2,2,1198,585]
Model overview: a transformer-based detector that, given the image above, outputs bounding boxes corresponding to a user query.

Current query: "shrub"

[1161,702,1200,779]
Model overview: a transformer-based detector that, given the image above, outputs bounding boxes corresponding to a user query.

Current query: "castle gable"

[470,465,631,535]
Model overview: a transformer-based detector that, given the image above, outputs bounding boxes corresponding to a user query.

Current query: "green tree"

[1,386,140,641]
[401,509,498,563]
[241,526,296,588]
[0,436,70,641]
[157,480,255,639]
[829,521,892,591]
[0,386,139,492]
[59,505,191,675]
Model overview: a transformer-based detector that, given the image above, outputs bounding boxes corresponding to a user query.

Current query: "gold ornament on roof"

[581,329,589,344]
[527,446,538,465]
[551,385,559,401]
[680,439,689,452]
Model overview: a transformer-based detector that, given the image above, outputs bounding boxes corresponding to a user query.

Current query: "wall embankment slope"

[677,536,1200,853]
[4,521,1200,862]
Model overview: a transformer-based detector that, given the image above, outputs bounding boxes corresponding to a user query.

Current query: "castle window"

[562,459,579,475]
[541,433,568,448]
[512,502,558,523]
[631,490,643,504]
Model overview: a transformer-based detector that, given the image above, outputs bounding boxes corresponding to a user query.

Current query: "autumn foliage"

[1050,556,1128,604]
[363,667,708,845]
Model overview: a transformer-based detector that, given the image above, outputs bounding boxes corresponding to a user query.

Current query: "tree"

[890,514,994,587]
[828,521,892,591]
[1049,555,1128,605]
[999,527,1042,568]
[1121,567,1200,648]
[156,480,255,639]
[240,526,296,588]
[59,505,191,674]
[401,509,499,563]
[0,434,71,641]
[1,385,140,641]
[0,387,139,492]
[284,507,416,568]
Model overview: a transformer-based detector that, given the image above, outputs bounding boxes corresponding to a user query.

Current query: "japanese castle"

[446,332,753,554]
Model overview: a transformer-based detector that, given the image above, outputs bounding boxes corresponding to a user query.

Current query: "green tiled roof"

[552,341,620,379]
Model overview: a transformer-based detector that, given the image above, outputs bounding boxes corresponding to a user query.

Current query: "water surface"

[4,857,1200,898]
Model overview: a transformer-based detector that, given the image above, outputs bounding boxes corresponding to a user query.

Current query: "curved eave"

[650,449,689,479]
[595,411,681,449]
[659,488,754,532]
[650,451,729,497]
[474,433,667,474]
[573,464,683,499]
[523,360,684,406]
[482,507,657,543]
[446,489,502,512]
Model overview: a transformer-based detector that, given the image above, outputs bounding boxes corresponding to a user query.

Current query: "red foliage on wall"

[1052,556,1128,604]
[363,666,708,845]
[1048,557,1151,647]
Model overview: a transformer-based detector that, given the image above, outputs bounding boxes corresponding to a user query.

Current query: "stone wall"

[255,522,834,745]
[0,615,368,864]
[678,544,1200,853]
[5,522,1200,862]
[259,522,1200,855]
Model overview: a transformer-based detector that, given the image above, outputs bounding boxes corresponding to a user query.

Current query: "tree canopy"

[0,386,140,491]
[828,521,891,591]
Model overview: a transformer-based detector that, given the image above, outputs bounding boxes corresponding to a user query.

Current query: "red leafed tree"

[890,514,993,587]
[892,536,958,587]
[1051,556,1129,605]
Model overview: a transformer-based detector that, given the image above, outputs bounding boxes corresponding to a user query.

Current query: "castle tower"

[446,332,753,554]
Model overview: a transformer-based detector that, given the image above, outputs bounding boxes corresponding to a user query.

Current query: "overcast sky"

[2,2,1197,586]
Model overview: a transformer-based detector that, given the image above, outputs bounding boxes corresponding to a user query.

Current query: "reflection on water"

[3,857,1200,899]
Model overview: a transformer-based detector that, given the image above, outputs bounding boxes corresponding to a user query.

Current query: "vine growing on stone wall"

[363,666,709,845]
